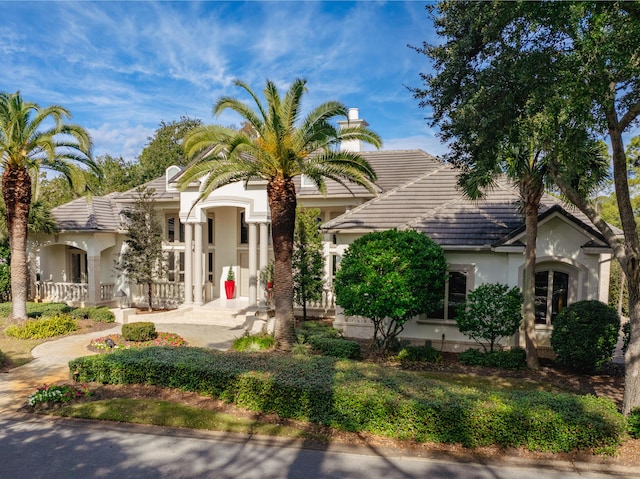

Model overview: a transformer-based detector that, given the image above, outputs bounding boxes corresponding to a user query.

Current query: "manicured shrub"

[296,321,341,341]
[69,347,626,453]
[335,229,447,351]
[69,306,115,323]
[307,335,361,359]
[397,344,442,363]
[459,348,526,370]
[5,314,78,339]
[232,333,275,352]
[455,283,523,352]
[121,321,156,342]
[629,408,640,439]
[0,302,72,319]
[550,300,620,373]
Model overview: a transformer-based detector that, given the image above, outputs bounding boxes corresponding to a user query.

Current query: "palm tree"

[459,117,608,369]
[0,91,97,322]
[459,132,546,369]
[179,78,382,350]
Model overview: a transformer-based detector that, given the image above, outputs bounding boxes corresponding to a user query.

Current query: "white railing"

[100,283,114,302]
[294,287,335,318]
[132,281,185,309]
[36,282,87,304]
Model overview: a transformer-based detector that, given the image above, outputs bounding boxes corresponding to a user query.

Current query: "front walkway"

[0,316,242,414]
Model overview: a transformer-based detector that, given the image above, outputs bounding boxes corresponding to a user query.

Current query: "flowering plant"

[28,384,92,407]
[89,332,187,351]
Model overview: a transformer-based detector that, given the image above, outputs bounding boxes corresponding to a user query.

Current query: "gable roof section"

[321,160,608,249]
[51,196,121,232]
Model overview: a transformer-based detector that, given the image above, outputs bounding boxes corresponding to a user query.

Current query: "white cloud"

[88,123,154,162]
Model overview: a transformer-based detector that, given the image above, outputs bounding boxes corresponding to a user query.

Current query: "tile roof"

[321,159,607,248]
[51,196,122,232]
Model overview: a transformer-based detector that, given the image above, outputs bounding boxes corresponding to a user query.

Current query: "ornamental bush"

[397,344,442,363]
[459,348,526,370]
[455,283,523,352]
[335,229,447,351]
[121,321,156,342]
[69,306,115,323]
[550,300,620,373]
[69,347,626,453]
[307,335,361,359]
[629,408,640,439]
[5,314,78,339]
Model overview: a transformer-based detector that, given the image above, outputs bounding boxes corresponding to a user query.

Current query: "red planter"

[224,280,235,299]
[267,282,273,291]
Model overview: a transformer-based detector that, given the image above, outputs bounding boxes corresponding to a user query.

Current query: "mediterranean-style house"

[28,110,612,353]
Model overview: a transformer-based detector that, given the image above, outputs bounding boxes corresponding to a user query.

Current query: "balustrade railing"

[36,282,87,303]
[132,281,185,309]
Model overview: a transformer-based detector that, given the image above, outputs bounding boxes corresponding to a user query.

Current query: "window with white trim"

[535,270,570,326]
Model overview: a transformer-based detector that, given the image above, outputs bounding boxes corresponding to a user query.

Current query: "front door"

[69,249,87,283]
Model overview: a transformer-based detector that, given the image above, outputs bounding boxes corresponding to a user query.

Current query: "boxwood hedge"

[69,347,626,453]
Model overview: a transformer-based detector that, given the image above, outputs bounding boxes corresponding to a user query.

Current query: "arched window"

[535,270,570,326]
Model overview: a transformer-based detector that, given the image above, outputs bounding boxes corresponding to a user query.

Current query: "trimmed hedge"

[5,314,78,339]
[69,347,626,452]
[629,408,640,439]
[397,344,442,363]
[0,302,72,319]
[307,335,361,359]
[459,348,526,370]
[68,306,115,323]
[121,322,156,342]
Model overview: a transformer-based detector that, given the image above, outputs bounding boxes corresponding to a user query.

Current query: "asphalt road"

[0,415,632,479]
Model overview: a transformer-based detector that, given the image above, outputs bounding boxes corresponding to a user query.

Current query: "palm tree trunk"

[268,177,298,351]
[522,181,541,369]
[2,166,32,323]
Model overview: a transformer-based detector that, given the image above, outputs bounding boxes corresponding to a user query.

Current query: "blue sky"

[1,1,444,162]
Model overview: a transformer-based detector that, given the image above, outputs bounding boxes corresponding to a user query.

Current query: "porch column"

[184,222,193,305]
[259,222,269,307]
[86,255,100,306]
[248,222,258,307]
[194,222,204,305]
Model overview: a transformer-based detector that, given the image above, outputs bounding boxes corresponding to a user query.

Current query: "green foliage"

[0,302,71,318]
[70,347,626,452]
[551,301,620,373]
[459,348,526,370]
[68,306,115,322]
[293,207,324,320]
[121,322,157,342]
[28,384,92,407]
[629,408,640,439]
[397,345,442,363]
[455,283,523,352]
[232,333,275,352]
[118,187,166,310]
[307,335,361,359]
[296,321,360,359]
[335,229,447,351]
[296,320,342,341]
[137,117,203,184]
[5,314,78,339]
[608,260,629,317]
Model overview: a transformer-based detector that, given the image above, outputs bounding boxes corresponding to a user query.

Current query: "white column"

[248,222,258,307]
[86,255,100,306]
[184,222,193,305]
[194,222,204,305]
[259,222,269,307]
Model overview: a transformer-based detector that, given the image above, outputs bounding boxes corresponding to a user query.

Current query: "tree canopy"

[179,78,381,350]
[412,0,640,414]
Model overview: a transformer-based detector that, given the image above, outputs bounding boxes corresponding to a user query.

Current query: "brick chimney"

[338,108,368,152]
